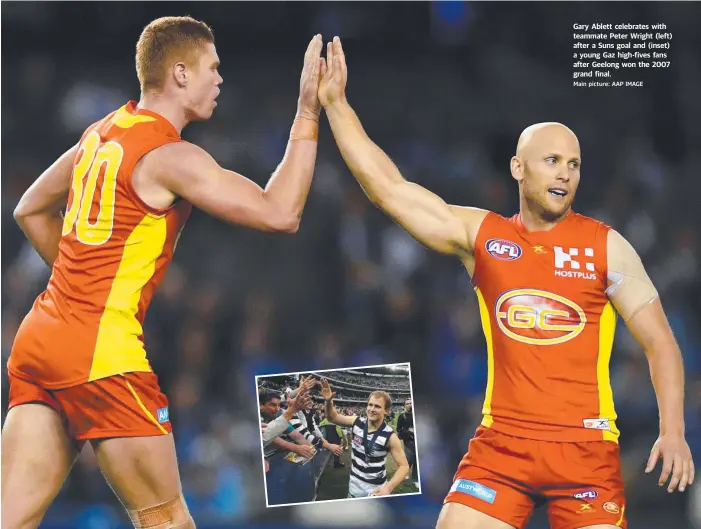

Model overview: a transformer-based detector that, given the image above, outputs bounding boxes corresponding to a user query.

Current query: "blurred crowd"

[2,2,701,528]
[325,371,412,390]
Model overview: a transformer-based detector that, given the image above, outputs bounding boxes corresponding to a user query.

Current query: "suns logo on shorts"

[486,238,523,261]
[603,502,620,514]
[495,289,587,345]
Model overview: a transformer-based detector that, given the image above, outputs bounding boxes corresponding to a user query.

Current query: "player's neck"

[368,418,382,431]
[137,93,188,135]
[519,202,570,233]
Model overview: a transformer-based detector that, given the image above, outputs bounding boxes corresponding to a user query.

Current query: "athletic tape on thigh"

[128,495,191,528]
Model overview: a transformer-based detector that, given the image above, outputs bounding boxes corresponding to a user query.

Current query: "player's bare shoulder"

[132,141,210,211]
[447,205,490,252]
[605,227,658,321]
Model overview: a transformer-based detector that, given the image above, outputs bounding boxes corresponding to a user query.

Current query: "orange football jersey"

[472,211,618,442]
[9,102,191,389]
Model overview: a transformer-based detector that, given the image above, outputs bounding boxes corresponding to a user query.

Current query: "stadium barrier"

[265,448,332,506]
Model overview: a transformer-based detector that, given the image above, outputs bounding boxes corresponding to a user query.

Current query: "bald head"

[516,122,580,160]
[510,122,582,224]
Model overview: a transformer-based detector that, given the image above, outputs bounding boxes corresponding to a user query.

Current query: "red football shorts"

[444,426,627,529]
[8,371,171,441]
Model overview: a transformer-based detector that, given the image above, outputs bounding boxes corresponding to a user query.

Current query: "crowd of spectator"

[325,372,411,391]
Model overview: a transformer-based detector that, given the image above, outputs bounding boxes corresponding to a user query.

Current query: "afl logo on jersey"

[495,289,587,345]
[485,239,522,261]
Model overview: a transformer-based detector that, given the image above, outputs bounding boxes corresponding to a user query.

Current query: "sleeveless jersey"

[472,211,618,442]
[350,416,394,488]
[9,101,192,389]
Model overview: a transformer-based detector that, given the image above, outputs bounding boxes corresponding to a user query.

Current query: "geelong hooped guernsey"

[288,411,324,448]
[350,416,393,487]
[9,101,191,389]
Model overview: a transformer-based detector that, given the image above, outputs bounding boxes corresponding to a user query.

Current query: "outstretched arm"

[261,415,291,445]
[149,35,326,233]
[320,38,487,256]
[320,378,356,427]
[14,144,77,267]
[607,229,694,492]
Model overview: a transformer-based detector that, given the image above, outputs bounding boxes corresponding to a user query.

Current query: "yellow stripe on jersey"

[597,301,620,442]
[475,287,495,428]
[124,378,168,435]
[89,214,167,381]
[111,106,156,129]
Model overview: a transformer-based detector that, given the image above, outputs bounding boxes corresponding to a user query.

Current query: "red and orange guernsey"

[9,102,191,389]
[472,211,618,442]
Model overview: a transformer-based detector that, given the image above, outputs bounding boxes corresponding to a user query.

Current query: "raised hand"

[320,377,336,401]
[297,34,325,120]
[288,390,312,414]
[298,375,318,393]
[318,36,347,108]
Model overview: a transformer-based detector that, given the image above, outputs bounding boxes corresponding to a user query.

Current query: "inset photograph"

[257,363,420,506]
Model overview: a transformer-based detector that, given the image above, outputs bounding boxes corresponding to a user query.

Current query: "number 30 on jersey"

[62,130,124,245]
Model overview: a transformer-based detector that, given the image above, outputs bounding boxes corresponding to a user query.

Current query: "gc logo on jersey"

[486,238,522,261]
[495,289,587,345]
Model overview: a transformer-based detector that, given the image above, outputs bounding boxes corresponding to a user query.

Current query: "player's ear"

[510,155,524,183]
[173,62,188,88]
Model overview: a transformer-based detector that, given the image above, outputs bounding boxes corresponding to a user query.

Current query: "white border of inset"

[255,362,422,508]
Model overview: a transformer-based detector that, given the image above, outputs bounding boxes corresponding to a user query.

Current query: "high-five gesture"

[319,37,347,108]
[298,375,318,394]
[286,390,312,416]
[320,377,336,401]
[297,34,326,120]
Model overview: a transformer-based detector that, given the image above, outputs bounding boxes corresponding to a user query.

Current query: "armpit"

[606,229,659,321]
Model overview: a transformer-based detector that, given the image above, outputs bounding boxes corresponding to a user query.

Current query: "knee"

[128,494,195,528]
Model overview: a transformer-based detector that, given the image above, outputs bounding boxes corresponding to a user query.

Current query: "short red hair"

[136,16,214,92]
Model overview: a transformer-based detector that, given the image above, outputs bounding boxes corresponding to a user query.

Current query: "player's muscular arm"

[607,230,683,432]
[148,36,324,233]
[384,434,410,492]
[325,101,486,255]
[320,38,486,256]
[13,144,78,267]
[321,378,357,426]
[607,230,694,492]
[324,399,356,427]
[151,122,318,233]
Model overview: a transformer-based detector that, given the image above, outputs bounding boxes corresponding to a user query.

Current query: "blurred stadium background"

[2,2,700,529]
